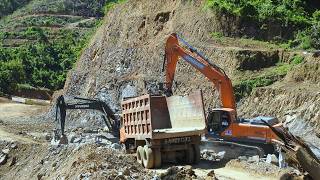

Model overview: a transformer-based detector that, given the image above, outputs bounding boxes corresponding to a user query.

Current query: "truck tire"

[143,145,154,168]
[193,144,200,164]
[154,148,161,168]
[137,146,144,165]
[186,145,194,164]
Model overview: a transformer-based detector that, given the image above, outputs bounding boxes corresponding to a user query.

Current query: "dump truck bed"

[121,90,206,140]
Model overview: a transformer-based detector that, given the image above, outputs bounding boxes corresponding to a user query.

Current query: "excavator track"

[201,139,276,160]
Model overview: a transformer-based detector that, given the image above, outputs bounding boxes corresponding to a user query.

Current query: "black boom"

[55,95,119,138]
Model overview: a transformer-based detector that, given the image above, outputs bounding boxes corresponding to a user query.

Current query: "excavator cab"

[206,108,236,138]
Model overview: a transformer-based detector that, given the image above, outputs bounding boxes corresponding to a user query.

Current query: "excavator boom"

[163,33,281,156]
[164,33,236,110]
[54,95,119,144]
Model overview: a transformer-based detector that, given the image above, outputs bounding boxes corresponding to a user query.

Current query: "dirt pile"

[0,142,152,180]
[158,166,218,180]
[226,158,302,179]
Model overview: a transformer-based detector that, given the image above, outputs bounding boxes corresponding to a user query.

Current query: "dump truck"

[119,90,206,168]
[53,92,206,169]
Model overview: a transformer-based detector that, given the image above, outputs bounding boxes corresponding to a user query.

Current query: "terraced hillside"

[0,0,123,95]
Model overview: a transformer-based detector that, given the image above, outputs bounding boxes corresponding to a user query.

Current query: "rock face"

[57,0,287,129]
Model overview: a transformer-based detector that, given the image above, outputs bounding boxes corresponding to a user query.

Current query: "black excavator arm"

[54,95,119,142]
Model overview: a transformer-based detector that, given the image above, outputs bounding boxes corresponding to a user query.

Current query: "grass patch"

[210,32,281,50]
[233,62,295,101]
[104,0,127,14]
[234,76,276,101]
[290,54,304,65]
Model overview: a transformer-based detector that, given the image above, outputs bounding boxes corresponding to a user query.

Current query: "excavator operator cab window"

[207,110,231,135]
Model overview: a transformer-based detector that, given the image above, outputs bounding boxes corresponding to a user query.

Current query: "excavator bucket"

[59,135,68,144]
[263,120,320,179]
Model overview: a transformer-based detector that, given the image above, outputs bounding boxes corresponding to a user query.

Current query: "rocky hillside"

[55,0,320,145]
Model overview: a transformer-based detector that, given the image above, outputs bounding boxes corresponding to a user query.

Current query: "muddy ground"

[0,99,302,180]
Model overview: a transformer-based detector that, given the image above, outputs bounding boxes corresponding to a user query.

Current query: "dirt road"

[0,99,49,143]
[0,98,47,122]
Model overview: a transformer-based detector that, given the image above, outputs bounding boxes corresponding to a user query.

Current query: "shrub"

[104,0,127,14]
[211,32,223,39]
[290,55,304,65]
[205,0,309,25]
[234,76,275,101]
[0,60,26,94]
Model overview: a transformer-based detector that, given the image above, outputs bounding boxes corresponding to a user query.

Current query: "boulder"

[2,148,10,154]
[266,154,278,165]
[110,143,121,150]
[248,155,260,163]
[0,153,8,165]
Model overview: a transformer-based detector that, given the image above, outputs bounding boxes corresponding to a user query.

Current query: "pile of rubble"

[200,149,225,161]
[50,127,122,150]
[1,140,154,179]
[226,154,303,178]
[158,166,217,180]
[0,142,17,167]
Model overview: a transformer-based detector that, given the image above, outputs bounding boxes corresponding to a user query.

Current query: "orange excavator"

[163,33,282,155]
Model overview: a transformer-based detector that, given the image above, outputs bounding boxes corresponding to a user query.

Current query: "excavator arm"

[54,95,119,144]
[164,33,236,110]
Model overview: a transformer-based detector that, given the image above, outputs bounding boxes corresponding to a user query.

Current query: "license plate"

[164,137,191,144]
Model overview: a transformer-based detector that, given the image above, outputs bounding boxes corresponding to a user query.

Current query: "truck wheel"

[193,145,200,164]
[186,145,194,164]
[137,146,144,165]
[154,148,161,168]
[143,145,154,169]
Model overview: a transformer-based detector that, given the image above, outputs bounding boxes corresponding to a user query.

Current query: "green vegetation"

[0,27,94,94]
[104,0,126,13]
[16,0,108,17]
[290,54,304,65]
[205,0,320,50]
[233,60,302,101]
[234,76,275,101]
[205,0,310,25]
[0,0,30,18]
[0,59,25,93]
[0,0,126,95]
